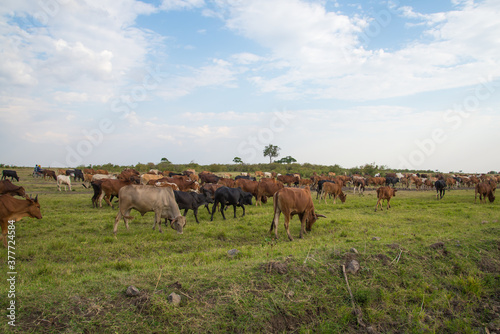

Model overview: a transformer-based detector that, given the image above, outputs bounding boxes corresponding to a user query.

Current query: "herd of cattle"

[0,168,497,247]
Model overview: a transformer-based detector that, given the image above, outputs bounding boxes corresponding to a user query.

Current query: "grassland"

[1,168,499,333]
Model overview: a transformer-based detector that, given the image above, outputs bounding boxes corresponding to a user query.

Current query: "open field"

[1,168,499,333]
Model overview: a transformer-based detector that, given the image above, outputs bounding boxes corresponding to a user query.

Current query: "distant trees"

[263,144,280,164]
[276,156,297,164]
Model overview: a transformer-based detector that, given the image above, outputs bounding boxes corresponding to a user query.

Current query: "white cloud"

[161,0,205,11]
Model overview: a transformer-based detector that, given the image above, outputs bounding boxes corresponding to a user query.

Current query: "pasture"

[1,168,499,333]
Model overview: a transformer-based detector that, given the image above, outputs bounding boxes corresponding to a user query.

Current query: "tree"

[277,156,296,164]
[161,157,170,163]
[233,157,243,164]
[263,144,280,164]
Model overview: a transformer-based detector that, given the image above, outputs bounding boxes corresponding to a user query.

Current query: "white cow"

[57,175,72,191]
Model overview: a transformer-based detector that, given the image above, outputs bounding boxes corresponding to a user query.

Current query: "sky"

[1,0,499,173]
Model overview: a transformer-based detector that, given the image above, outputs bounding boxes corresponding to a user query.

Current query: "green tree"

[277,156,296,164]
[233,157,243,164]
[263,144,280,164]
[161,157,170,163]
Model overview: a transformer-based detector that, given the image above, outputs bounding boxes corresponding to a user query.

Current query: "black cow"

[385,177,399,188]
[435,179,446,199]
[174,189,214,224]
[210,187,253,221]
[66,169,75,177]
[168,172,183,177]
[74,169,84,182]
[234,175,257,181]
[2,170,19,182]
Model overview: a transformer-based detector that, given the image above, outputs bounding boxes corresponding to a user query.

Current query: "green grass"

[1,168,499,333]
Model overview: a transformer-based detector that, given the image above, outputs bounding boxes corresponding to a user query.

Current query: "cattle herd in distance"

[0,167,497,247]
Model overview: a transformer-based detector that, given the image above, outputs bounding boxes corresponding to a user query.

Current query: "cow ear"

[315,214,326,218]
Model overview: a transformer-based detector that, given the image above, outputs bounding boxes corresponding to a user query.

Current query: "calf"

[270,187,326,241]
[320,182,346,204]
[435,179,446,199]
[374,186,397,211]
[2,170,19,182]
[42,170,57,181]
[475,182,495,203]
[57,175,72,192]
[174,189,214,224]
[210,187,253,220]
[0,195,42,247]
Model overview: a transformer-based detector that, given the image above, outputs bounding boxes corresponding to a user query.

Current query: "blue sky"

[1,0,499,173]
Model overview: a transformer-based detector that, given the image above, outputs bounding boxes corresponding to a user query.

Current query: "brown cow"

[277,174,299,187]
[42,170,57,181]
[149,177,199,193]
[255,171,264,178]
[96,169,108,175]
[0,180,26,197]
[298,178,313,187]
[446,177,457,189]
[84,168,96,175]
[475,183,495,203]
[98,178,138,208]
[256,180,283,206]
[320,182,346,204]
[269,187,326,241]
[218,177,236,188]
[0,195,42,247]
[153,181,180,191]
[235,178,260,203]
[374,186,397,211]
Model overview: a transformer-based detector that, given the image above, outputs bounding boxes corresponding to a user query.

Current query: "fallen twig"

[342,265,366,329]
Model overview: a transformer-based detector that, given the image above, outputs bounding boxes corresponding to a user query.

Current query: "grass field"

[1,168,499,333]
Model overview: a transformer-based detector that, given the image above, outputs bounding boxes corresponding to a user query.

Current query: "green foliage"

[263,144,280,163]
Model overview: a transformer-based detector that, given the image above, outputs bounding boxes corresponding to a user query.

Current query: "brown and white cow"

[374,186,397,211]
[0,195,42,247]
[269,187,326,241]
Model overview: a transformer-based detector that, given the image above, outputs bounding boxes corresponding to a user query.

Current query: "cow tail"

[270,191,279,232]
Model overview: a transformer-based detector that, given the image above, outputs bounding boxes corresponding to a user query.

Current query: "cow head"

[392,189,398,196]
[339,192,347,203]
[170,216,187,234]
[305,212,326,231]
[27,195,42,219]
[201,188,214,204]
[241,191,253,206]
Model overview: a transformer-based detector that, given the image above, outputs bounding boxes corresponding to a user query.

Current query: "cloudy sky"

[1,0,499,172]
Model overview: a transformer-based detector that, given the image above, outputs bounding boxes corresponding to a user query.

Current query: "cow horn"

[316,214,326,218]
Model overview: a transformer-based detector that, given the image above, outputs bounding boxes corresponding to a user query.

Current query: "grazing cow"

[0,195,42,247]
[316,179,338,199]
[320,182,346,204]
[475,183,495,203]
[57,175,72,192]
[0,180,26,197]
[269,187,326,241]
[256,180,284,206]
[374,186,397,212]
[277,174,299,187]
[84,168,96,175]
[353,178,365,195]
[385,172,397,178]
[410,176,423,190]
[385,177,399,188]
[298,178,313,187]
[95,169,108,175]
[174,189,214,224]
[367,177,386,188]
[2,170,20,182]
[210,187,253,221]
[57,169,66,175]
[435,179,446,199]
[42,170,57,181]
[114,185,186,235]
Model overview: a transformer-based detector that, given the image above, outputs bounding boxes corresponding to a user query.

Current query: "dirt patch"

[478,256,500,273]
[264,261,288,274]
[375,254,391,266]
[269,312,301,332]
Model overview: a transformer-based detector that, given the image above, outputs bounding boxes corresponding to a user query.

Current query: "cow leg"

[374,199,381,212]
[333,195,336,205]
[387,199,391,210]
[299,213,306,239]
[284,214,293,241]
[193,208,200,224]
[183,209,188,217]
[241,204,246,217]
[98,191,106,208]
[233,204,238,218]
[210,201,218,221]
